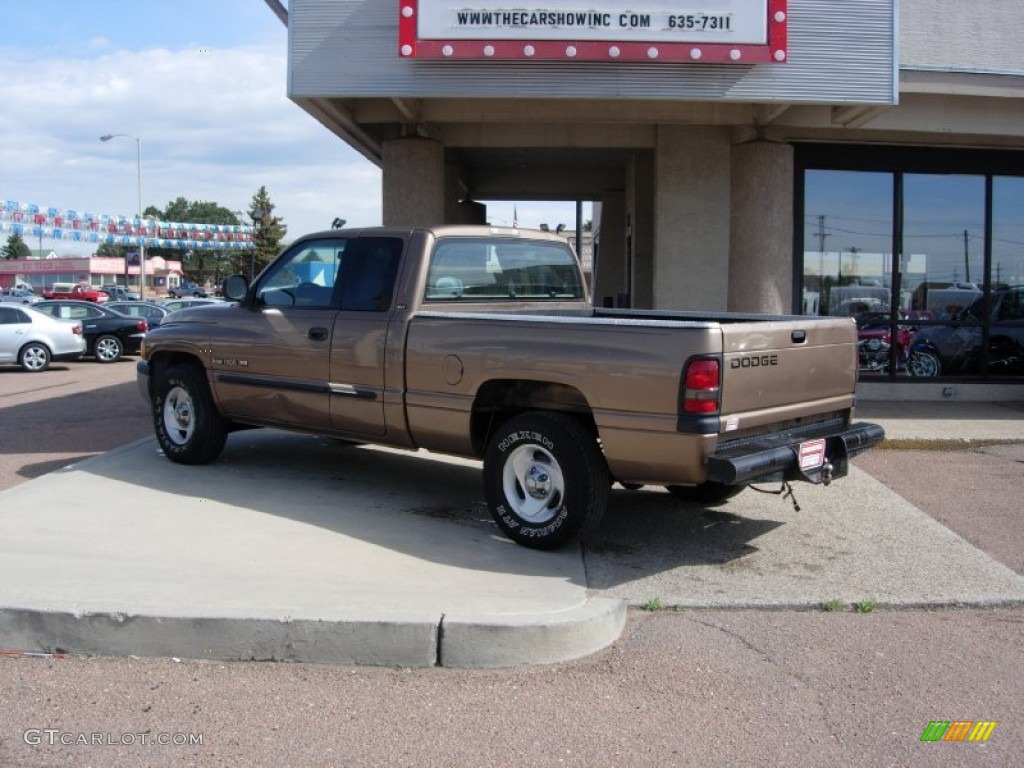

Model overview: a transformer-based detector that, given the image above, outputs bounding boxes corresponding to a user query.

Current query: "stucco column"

[653,126,731,310]
[592,190,626,307]
[382,137,445,227]
[728,140,794,313]
[627,151,655,309]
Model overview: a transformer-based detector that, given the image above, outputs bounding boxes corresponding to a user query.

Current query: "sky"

[0,0,580,255]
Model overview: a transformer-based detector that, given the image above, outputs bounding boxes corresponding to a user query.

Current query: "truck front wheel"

[152,364,228,464]
[483,412,609,550]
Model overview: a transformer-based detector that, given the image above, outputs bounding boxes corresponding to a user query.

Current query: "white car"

[0,304,86,372]
[0,288,42,305]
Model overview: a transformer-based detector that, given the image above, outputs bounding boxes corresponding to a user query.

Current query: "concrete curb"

[441,597,627,668]
[0,599,627,669]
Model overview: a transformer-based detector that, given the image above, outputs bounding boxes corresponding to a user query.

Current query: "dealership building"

[282,0,1023,392]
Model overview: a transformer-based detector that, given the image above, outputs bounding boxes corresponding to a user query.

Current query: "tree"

[96,242,126,259]
[2,233,31,260]
[246,186,287,278]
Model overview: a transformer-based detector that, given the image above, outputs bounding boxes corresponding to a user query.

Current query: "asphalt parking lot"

[1,360,1022,766]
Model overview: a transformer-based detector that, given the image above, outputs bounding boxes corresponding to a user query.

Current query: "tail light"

[71,323,83,335]
[136,319,149,332]
[682,357,721,414]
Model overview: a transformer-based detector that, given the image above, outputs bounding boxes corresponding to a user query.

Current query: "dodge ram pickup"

[137,225,884,549]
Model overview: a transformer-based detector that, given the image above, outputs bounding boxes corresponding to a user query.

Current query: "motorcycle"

[856,314,940,376]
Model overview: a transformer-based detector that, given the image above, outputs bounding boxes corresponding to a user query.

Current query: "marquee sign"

[399,0,787,64]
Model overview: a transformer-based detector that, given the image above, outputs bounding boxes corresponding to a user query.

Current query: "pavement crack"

[688,616,844,746]
[689,616,815,689]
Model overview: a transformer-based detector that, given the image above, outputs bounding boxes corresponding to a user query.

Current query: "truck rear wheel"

[152,363,228,464]
[483,412,609,550]
[665,482,744,505]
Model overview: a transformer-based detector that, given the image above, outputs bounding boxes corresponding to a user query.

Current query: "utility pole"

[963,229,971,284]
[816,215,830,290]
[816,215,830,255]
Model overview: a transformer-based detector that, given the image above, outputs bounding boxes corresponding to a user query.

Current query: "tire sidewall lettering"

[499,503,568,534]
[154,376,189,455]
[496,430,555,454]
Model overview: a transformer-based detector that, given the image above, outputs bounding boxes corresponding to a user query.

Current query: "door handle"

[308,327,329,342]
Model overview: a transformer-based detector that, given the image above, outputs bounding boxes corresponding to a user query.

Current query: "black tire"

[19,342,51,372]
[665,481,745,505]
[483,412,609,550]
[152,363,229,464]
[93,334,123,363]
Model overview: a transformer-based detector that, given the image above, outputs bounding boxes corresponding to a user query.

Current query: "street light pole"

[100,133,145,297]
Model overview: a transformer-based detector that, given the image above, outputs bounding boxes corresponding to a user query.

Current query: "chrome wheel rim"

[95,337,121,361]
[162,385,195,446]
[502,444,565,523]
[22,346,48,371]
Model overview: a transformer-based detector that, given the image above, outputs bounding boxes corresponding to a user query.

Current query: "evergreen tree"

[2,233,32,260]
[245,186,287,278]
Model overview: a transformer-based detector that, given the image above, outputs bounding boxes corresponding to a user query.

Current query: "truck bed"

[405,307,860,486]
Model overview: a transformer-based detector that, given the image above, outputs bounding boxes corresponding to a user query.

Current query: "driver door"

[211,237,345,430]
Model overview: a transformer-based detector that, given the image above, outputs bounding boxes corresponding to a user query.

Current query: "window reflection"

[803,170,893,318]
[904,174,985,319]
[801,167,1023,379]
[994,177,1024,290]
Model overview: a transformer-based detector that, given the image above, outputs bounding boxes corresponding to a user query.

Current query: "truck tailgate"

[719,318,857,415]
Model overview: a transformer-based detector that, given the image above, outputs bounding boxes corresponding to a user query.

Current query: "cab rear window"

[425,238,583,302]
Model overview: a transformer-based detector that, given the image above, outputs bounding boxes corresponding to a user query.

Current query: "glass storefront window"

[903,174,985,319]
[798,148,1024,380]
[803,171,893,319]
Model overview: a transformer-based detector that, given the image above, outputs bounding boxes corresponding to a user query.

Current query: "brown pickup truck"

[137,225,883,549]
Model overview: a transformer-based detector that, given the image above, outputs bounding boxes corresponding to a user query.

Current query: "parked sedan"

[105,301,171,328]
[0,304,86,372]
[0,288,42,305]
[33,300,148,363]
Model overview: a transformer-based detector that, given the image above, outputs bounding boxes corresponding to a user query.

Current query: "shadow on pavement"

[586,488,784,588]
[67,428,782,582]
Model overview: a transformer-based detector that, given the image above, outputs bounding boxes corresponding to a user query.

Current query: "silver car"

[0,288,42,305]
[0,304,86,372]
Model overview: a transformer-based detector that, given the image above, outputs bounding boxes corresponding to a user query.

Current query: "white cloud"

[0,43,382,254]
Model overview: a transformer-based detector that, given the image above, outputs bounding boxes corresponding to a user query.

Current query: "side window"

[339,237,403,312]
[256,239,345,309]
[59,305,94,320]
[0,307,25,325]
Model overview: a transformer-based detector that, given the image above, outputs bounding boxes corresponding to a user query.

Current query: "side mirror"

[223,274,250,302]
